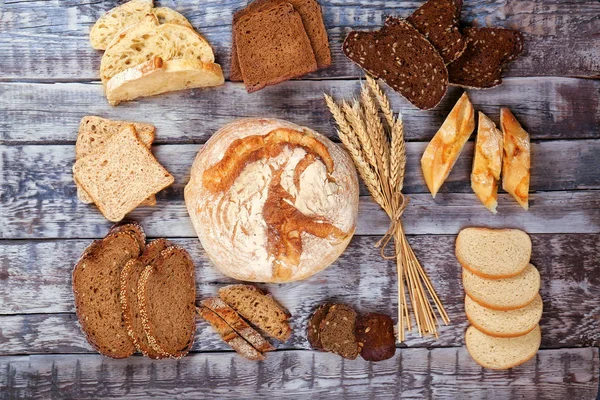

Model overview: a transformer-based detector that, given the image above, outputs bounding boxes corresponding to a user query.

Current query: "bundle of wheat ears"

[325,75,449,341]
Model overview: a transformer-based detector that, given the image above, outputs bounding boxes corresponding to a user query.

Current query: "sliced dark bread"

[307,303,332,350]
[218,285,292,342]
[120,238,172,359]
[230,0,330,81]
[234,2,318,92]
[198,307,266,361]
[343,18,448,110]
[406,0,466,64]
[109,221,146,251]
[72,232,141,358]
[447,27,524,89]
[138,246,197,359]
[201,297,275,353]
[355,313,396,361]
[319,304,360,360]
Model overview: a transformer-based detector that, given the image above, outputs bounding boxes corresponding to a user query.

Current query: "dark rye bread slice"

[230,0,330,81]
[307,303,332,350]
[447,27,524,89]
[138,246,197,358]
[355,313,396,361]
[72,232,141,358]
[234,2,318,93]
[201,297,275,353]
[120,238,172,359]
[218,285,292,342]
[109,221,146,251]
[406,0,467,64]
[344,18,448,110]
[319,304,360,360]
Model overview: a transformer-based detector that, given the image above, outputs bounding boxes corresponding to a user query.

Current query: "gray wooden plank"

[2,77,600,144]
[0,349,597,399]
[0,235,598,353]
[1,1,599,80]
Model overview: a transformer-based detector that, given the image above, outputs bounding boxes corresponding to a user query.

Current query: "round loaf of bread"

[184,118,359,283]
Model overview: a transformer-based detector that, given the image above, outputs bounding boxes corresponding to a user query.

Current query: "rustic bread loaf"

[355,313,396,361]
[456,227,531,278]
[138,246,197,358]
[462,264,540,310]
[501,108,530,210]
[319,304,360,360]
[471,112,503,213]
[307,303,332,350]
[465,294,543,338]
[465,325,541,370]
[184,118,358,282]
[120,238,172,359]
[234,3,318,92]
[72,231,142,358]
[218,285,291,342]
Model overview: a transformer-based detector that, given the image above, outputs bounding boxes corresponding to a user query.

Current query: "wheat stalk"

[366,74,394,130]
[361,83,391,183]
[391,115,406,193]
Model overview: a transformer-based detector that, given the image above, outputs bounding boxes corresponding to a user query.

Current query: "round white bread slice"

[465,325,541,370]
[463,263,540,310]
[456,227,531,278]
[465,294,543,337]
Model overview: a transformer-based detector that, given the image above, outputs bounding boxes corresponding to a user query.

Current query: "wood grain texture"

[0,349,597,399]
[0,235,598,354]
[1,77,600,144]
[1,1,599,80]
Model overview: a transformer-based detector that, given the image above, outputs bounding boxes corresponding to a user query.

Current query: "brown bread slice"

[218,285,292,342]
[355,313,396,361]
[201,297,274,353]
[447,27,524,89]
[72,232,141,358]
[319,304,360,360]
[234,2,318,93]
[138,246,197,358]
[108,221,146,251]
[198,307,266,361]
[406,0,466,64]
[230,0,330,81]
[120,238,172,359]
[343,17,448,110]
[307,303,332,350]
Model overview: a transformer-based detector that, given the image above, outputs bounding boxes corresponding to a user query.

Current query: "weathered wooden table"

[1,1,599,398]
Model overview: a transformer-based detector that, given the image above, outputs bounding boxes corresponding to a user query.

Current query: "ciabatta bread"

[89,0,154,51]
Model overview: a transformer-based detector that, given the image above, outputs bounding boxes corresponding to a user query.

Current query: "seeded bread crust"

[355,313,396,361]
[307,303,332,350]
[109,221,147,251]
[319,304,360,360]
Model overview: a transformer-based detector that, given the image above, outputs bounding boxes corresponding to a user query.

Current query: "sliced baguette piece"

[465,294,543,338]
[89,0,154,51]
[462,263,540,311]
[465,325,541,370]
[198,306,265,361]
[501,108,531,210]
[105,56,224,105]
[201,297,274,353]
[471,112,503,213]
[218,285,292,342]
[138,246,196,358]
[421,92,475,197]
[72,231,141,358]
[73,124,174,222]
[456,227,531,278]
[319,304,360,360]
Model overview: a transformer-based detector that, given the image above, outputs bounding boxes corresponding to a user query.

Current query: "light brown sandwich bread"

[471,112,503,213]
[501,108,531,210]
[456,227,532,278]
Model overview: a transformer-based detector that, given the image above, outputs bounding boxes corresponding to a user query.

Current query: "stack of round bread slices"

[456,227,543,370]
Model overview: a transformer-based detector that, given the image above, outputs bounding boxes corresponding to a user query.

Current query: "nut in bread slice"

[471,112,503,213]
[501,108,531,210]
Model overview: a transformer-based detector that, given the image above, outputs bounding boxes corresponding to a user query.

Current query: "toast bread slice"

[501,108,530,210]
[471,111,503,213]
[355,312,396,361]
[319,304,360,360]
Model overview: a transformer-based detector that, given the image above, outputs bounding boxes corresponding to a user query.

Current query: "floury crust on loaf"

[184,118,359,283]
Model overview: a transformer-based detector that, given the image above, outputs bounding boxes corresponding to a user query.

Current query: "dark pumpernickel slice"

[307,303,332,350]
[108,221,146,251]
[447,27,524,89]
[120,238,172,359]
[319,304,360,360]
[72,232,142,358]
[138,246,197,358]
[234,2,318,93]
[355,313,396,361]
[343,18,448,110]
[406,0,466,64]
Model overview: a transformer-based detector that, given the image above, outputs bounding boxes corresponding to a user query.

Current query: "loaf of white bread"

[184,118,359,283]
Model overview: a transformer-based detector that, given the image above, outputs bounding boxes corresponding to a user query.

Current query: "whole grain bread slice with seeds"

[355,313,396,361]
[307,303,332,350]
[109,221,147,251]
[318,303,360,360]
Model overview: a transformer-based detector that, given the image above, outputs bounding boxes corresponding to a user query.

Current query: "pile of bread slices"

[90,0,224,105]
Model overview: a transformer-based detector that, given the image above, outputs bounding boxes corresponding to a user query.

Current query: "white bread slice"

[152,7,192,27]
[501,108,531,210]
[471,112,503,214]
[90,0,153,50]
[73,125,174,222]
[106,57,224,105]
[465,294,543,338]
[456,227,531,278]
[100,14,214,84]
[465,325,541,370]
[421,92,475,198]
[463,263,540,311]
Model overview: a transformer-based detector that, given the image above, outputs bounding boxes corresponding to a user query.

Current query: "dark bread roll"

[355,313,396,361]
[319,304,360,360]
